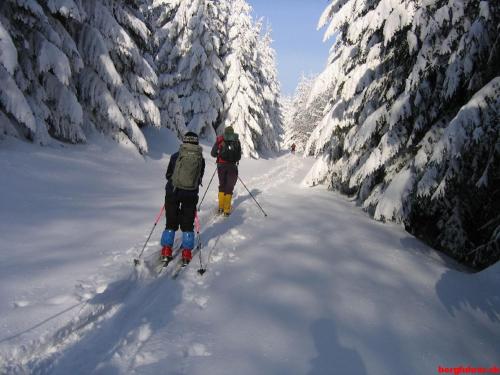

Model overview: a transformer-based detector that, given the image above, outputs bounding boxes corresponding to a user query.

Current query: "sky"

[248,0,331,96]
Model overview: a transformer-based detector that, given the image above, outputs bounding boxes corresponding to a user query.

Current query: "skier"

[211,126,242,216]
[160,132,205,265]
[291,143,296,154]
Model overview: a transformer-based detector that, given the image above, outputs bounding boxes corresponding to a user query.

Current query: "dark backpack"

[171,143,203,190]
[220,133,241,162]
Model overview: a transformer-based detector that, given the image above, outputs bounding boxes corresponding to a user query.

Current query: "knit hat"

[183,132,199,145]
[224,126,234,136]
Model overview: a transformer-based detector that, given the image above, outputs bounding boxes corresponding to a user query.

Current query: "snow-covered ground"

[0,130,499,375]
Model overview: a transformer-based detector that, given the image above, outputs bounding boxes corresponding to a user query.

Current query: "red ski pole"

[134,205,165,266]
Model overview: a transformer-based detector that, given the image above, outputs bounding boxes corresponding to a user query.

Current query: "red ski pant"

[217,163,238,194]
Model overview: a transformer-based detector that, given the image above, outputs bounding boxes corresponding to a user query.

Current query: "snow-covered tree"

[282,76,312,153]
[222,2,282,158]
[222,0,264,157]
[0,0,83,145]
[0,15,35,140]
[303,0,499,268]
[154,0,227,140]
[1,0,282,158]
[280,95,293,147]
[254,28,282,153]
[77,0,157,153]
[0,0,159,153]
[283,74,328,154]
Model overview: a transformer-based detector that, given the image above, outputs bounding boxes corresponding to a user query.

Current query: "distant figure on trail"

[160,132,205,265]
[291,143,296,154]
[211,126,242,216]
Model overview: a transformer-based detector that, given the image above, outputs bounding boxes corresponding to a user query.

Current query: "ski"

[171,244,203,279]
[170,258,188,279]
[163,209,222,279]
[156,241,182,275]
[157,256,174,275]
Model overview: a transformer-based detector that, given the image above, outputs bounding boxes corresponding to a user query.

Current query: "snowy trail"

[1,139,499,375]
[0,153,308,374]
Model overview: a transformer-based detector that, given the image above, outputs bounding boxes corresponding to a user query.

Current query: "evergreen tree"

[304,0,499,268]
[222,0,263,157]
[1,0,282,159]
[0,0,159,153]
[222,1,282,157]
[77,0,156,153]
[0,0,84,145]
[154,0,227,140]
[284,74,328,154]
[255,28,282,153]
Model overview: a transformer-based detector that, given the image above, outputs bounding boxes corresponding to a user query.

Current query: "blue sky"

[248,0,331,96]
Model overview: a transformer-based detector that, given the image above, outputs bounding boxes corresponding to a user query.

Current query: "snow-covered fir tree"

[1,0,282,157]
[152,0,282,156]
[222,0,264,158]
[0,0,84,145]
[0,0,159,153]
[222,1,282,157]
[283,74,329,154]
[77,0,158,153]
[280,94,293,147]
[302,0,499,268]
[254,28,282,153]
[154,0,227,140]
[282,76,313,153]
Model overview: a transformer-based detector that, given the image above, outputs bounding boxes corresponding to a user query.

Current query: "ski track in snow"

[1,143,499,375]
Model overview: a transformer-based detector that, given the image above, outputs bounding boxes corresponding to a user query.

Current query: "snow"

[12,0,47,22]
[407,30,418,54]
[307,63,335,106]
[139,95,161,128]
[346,104,386,153]
[479,1,490,20]
[78,68,126,132]
[46,0,81,21]
[0,20,18,75]
[302,153,331,187]
[0,110,19,139]
[78,25,123,87]
[43,73,85,142]
[0,66,36,134]
[389,93,411,128]
[38,38,72,86]
[374,167,415,222]
[431,77,500,165]
[0,135,499,374]
[115,7,150,44]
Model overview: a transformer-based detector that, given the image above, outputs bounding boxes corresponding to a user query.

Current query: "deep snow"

[0,130,499,374]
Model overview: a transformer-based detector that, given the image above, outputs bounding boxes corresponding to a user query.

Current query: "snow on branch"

[46,0,82,21]
[0,20,18,75]
[38,36,72,85]
[0,65,36,135]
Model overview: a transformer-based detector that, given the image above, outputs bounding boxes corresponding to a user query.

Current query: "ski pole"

[198,235,221,276]
[194,211,206,275]
[197,168,217,212]
[134,205,165,266]
[237,176,268,217]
